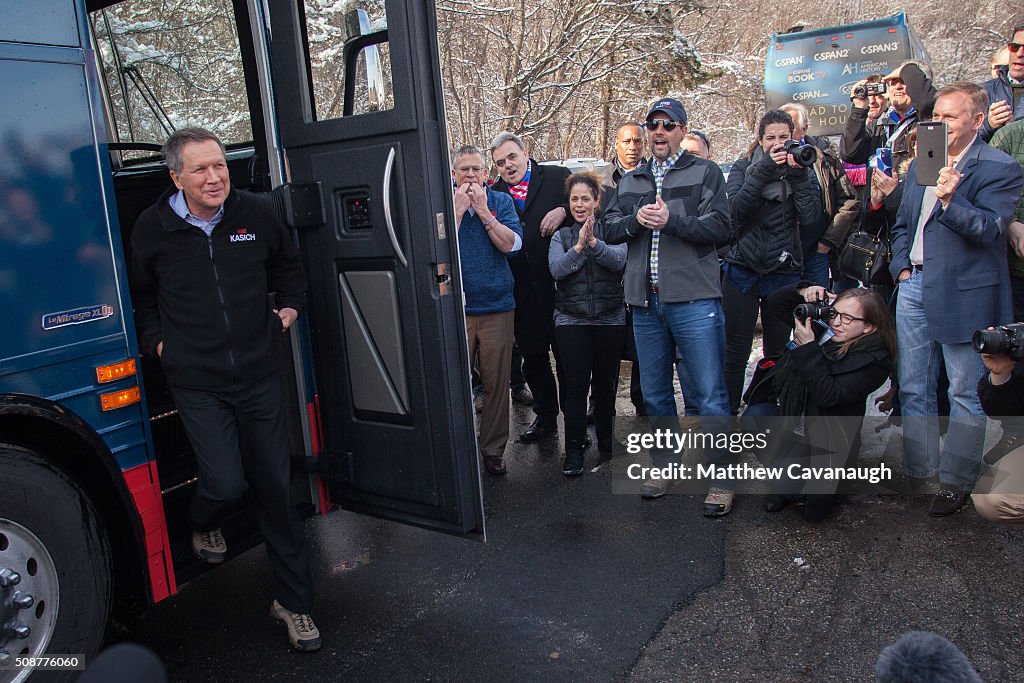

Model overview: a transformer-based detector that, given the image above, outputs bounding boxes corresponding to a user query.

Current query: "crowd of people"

[452,23,1024,527]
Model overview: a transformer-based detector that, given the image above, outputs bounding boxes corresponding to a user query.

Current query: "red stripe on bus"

[123,461,176,601]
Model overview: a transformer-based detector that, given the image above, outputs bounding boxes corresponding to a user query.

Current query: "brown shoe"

[270,600,321,651]
[483,455,507,475]
[929,486,968,517]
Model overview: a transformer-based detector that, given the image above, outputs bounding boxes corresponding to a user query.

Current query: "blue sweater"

[458,186,522,315]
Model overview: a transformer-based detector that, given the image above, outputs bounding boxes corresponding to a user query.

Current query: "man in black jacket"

[490,132,571,442]
[129,128,319,652]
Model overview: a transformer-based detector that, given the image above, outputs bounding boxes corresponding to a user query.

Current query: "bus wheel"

[0,444,112,682]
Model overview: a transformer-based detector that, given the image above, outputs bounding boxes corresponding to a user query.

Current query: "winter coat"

[549,223,625,320]
[840,62,935,178]
[491,161,571,355]
[725,148,822,275]
[603,152,731,306]
[989,119,1024,278]
[981,65,1024,142]
[130,187,307,390]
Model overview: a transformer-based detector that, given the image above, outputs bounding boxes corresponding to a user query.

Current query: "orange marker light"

[96,359,137,384]
[100,386,141,411]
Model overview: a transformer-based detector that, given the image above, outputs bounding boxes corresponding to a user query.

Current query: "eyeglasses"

[455,165,484,173]
[645,120,682,132]
[1008,42,1024,53]
[828,310,865,325]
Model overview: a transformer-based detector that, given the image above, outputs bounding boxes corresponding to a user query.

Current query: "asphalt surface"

[126,368,1024,682]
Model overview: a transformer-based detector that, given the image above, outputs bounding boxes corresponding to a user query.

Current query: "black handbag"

[837,229,891,286]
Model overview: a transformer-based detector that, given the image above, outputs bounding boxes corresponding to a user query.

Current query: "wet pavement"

[128,366,1024,682]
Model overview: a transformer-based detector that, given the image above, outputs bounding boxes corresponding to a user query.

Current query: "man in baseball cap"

[646,97,688,124]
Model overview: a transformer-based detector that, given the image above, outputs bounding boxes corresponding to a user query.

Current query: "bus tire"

[0,444,112,682]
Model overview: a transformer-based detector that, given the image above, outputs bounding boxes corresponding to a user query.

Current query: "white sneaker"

[191,529,226,564]
[270,600,322,652]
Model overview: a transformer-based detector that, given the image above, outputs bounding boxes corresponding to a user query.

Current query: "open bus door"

[260,0,484,538]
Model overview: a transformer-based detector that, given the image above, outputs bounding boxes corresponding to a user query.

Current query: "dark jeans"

[170,372,313,613]
[554,324,626,449]
[722,276,796,415]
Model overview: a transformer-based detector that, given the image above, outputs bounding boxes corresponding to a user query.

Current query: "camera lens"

[972,329,1012,355]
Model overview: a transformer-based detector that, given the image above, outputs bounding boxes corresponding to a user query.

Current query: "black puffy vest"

[553,224,624,317]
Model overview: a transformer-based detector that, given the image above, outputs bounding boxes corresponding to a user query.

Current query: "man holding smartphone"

[889,83,1024,516]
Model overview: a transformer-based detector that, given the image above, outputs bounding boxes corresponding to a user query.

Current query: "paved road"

[129,387,1024,682]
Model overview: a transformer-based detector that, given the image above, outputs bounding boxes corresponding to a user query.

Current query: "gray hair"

[451,144,484,167]
[163,128,225,173]
[780,102,810,132]
[488,131,526,154]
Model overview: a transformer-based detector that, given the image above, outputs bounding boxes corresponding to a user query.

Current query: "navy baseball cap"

[646,97,687,124]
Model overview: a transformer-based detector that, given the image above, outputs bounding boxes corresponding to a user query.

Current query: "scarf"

[843,162,867,187]
[508,160,532,210]
[772,333,886,417]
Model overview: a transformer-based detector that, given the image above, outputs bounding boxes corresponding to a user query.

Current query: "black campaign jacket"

[130,187,306,390]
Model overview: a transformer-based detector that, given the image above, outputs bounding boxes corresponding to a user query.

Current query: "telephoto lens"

[972,323,1024,360]
[781,140,817,168]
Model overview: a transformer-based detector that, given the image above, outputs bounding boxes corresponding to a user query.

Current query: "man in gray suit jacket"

[889,82,1024,516]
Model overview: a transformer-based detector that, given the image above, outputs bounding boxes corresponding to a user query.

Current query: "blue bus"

[0,1,481,676]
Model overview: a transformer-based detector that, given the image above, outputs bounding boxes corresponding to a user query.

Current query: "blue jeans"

[896,270,986,490]
[803,251,830,289]
[632,294,731,473]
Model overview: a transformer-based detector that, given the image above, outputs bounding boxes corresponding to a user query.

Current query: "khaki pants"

[972,444,1024,528]
[466,311,514,459]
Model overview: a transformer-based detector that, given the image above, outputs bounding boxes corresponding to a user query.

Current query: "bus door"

[261,0,483,538]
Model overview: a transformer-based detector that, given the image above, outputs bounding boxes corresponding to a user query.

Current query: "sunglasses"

[645,120,683,132]
[1008,42,1024,53]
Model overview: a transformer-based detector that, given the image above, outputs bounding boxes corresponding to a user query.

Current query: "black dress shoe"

[561,448,585,476]
[929,486,968,517]
[519,417,557,443]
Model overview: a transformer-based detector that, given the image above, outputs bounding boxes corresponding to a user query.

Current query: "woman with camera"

[971,341,1024,527]
[723,109,824,415]
[548,172,627,476]
[743,284,896,519]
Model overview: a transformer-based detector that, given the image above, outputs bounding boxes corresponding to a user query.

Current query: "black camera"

[793,302,835,323]
[851,81,887,99]
[972,323,1024,360]
[781,140,817,168]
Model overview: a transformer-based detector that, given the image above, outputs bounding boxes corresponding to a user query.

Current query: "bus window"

[89,1,254,164]
[303,2,394,121]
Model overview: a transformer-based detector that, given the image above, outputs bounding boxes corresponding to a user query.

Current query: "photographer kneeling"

[743,284,896,520]
[971,328,1024,527]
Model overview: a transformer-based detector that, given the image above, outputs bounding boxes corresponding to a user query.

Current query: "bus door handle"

[383,147,408,268]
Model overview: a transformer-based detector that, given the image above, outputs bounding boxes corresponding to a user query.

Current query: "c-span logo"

[42,304,115,330]
[230,228,256,243]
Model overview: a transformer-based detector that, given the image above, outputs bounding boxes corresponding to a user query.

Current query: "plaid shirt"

[648,148,685,286]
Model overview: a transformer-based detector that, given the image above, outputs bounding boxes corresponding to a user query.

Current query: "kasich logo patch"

[230,228,256,243]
